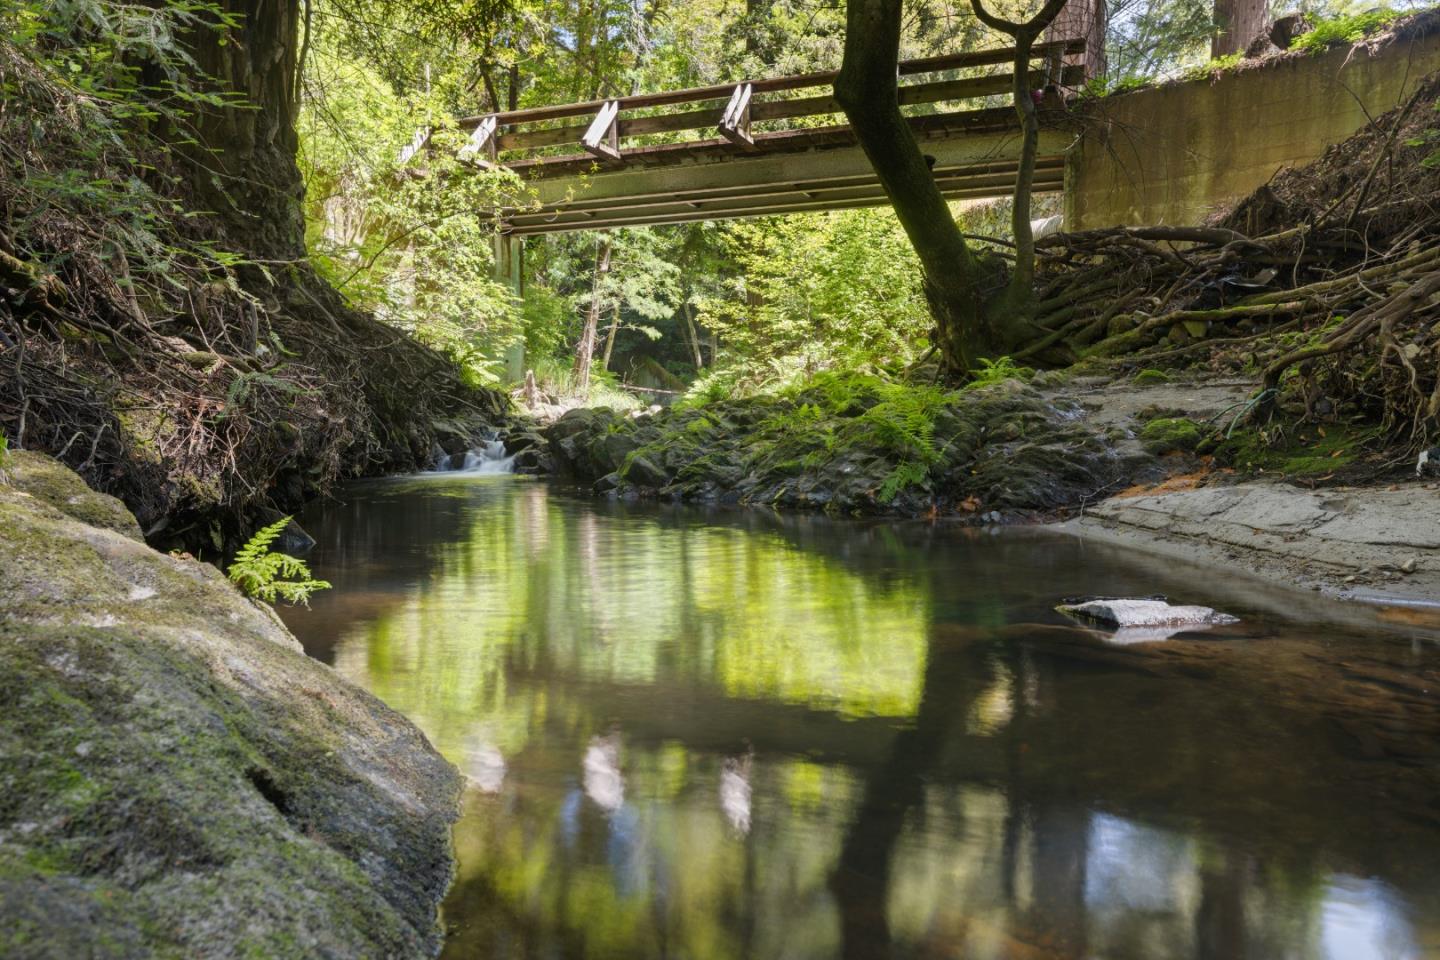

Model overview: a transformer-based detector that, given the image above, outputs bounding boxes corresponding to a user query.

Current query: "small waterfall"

[430,439,515,475]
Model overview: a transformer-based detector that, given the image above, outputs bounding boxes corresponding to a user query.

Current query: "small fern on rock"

[227,517,330,605]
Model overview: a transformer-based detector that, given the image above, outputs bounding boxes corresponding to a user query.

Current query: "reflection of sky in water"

[1321,876,1420,960]
[282,478,1440,960]
[1086,813,1199,913]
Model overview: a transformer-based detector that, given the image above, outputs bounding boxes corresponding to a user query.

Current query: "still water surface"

[280,474,1440,960]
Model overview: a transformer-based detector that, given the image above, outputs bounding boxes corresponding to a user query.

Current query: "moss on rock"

[3,449,142,538]
[1139,417,1205,454]
[543,374,1155,518]
[0,454,462,959]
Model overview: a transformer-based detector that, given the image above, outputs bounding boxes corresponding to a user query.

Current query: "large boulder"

[0,453,462,958]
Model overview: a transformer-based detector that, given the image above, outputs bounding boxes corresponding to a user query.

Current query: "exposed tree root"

[0,34,507,552]
[1025,69,1440,454]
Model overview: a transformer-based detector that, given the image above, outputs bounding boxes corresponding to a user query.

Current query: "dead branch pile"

[0,36,505,550]
[1029,66,1440,447]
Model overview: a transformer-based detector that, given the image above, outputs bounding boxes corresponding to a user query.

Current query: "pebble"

[1401,557,1418,574]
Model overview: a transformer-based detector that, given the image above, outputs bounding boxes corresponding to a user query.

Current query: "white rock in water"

[1057,598,1239,629]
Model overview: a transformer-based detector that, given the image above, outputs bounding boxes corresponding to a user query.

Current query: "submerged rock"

[1057,598,1240,629]
[0,452,462,958]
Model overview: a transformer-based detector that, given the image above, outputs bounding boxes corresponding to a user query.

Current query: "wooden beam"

[509,158,1066,219]
[504,175,1065,235]
[397,126,431,164]
[501,166,1065,228]
[719,83,755,149]
[508,106,1038,180]
[490,132,1068,231]
[455,38,1086,129]
[495,64,1084,153]
[457,115,499,167]
[582,100,622,163]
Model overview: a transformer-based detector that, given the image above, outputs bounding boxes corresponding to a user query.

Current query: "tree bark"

[1043,0,1107,79]
[834,0,986,375]
[183,0,307,261]
[1212,0,1268,57]
[682,301,705,370]
[601,303,621,370]
[573,238,612,393]
[836,0,1071,374]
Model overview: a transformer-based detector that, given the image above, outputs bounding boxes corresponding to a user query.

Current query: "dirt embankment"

[0,450,462,959]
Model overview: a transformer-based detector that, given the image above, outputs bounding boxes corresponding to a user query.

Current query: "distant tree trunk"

[1212,0,1268,57]
[573,238,612,393]
[1043,0,1108,79]
[682,301,705,370]
[601,303,621,370]
[182,0,307,261]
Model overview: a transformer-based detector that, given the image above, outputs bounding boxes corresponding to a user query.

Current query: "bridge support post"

[493,233,526,382]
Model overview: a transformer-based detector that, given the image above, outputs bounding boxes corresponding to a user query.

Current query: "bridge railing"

[402,38,1087,170]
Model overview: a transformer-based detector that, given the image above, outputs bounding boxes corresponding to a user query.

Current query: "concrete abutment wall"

[1064,26,1440,230]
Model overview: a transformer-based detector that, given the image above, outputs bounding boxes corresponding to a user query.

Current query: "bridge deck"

[410,39,1087,234]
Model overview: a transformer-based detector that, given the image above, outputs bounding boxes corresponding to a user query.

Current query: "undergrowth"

[1290,7,1404,52]
[749,372,955,503]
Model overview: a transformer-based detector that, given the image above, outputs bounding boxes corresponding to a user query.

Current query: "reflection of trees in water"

[286,481,1440,959]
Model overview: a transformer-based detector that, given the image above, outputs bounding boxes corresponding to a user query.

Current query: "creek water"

[280,474,1440,960]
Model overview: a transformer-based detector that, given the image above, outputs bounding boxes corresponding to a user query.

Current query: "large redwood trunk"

[1043,0,1108,79]
[185,0,307,259]
[1211,0,1268,57]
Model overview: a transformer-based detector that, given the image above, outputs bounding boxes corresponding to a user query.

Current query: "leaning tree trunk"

[836,0,1072,375]
[181,0,308,261]
[833,0,986,376]
[601,303,621,370]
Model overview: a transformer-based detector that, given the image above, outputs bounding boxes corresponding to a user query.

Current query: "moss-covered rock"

[1139,417,1205,454]
[0,454,462,959]
[3,449,143,538]
[542,375,1155,519]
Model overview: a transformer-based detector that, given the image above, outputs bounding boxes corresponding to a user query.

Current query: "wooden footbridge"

[405,39,1090,237]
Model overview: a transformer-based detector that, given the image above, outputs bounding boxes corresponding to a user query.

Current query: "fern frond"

[227,516,329,606]
[232,516,291,565]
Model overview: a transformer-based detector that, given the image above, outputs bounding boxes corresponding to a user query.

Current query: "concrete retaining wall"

[1064,23,1440,229]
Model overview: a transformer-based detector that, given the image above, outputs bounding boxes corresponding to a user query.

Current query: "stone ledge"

[1068,481,1440,605]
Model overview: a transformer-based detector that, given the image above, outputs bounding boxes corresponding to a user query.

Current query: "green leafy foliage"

[739,372,955,503]
[227,517,331,605]
[0,0,256,321]
[1184,52,1245,80]
[298,20,528,386]
[1290,7,1404,51]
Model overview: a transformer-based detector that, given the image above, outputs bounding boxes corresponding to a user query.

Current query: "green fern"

[227,516,330,605]
[877,460,930,503]
[965,356,1034,390]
